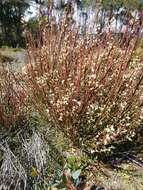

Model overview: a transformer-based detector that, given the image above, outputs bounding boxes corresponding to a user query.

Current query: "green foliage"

[0,0,29,47]
[27,17,39,38]
[101,0,143,9]
[82,0,92,7]
[102,0,123,9]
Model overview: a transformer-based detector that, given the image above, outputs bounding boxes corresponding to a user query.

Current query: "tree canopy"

[0,0,29,47]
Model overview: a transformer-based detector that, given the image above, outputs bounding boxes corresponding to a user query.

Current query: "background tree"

[0,0,29,47]
[26,17,39,39]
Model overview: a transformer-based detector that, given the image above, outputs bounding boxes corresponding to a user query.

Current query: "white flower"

[46,109,49,113]
[59,113,63,121]
[120,102,127,109]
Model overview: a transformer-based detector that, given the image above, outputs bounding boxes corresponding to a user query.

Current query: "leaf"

[71,169,81,180]
[31,166,38,177]
[56,181,66,189]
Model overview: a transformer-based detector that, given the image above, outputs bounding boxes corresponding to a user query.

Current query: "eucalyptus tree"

[96,0,143,33]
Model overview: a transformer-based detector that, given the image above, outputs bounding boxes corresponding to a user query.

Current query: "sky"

[24,2,39,21]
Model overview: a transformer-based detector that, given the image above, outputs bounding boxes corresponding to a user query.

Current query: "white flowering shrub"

[24,16,143,155]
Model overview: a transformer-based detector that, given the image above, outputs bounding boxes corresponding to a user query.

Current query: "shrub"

[0,65,69,190]
[0,66,26,132]
[23,15,143,156]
